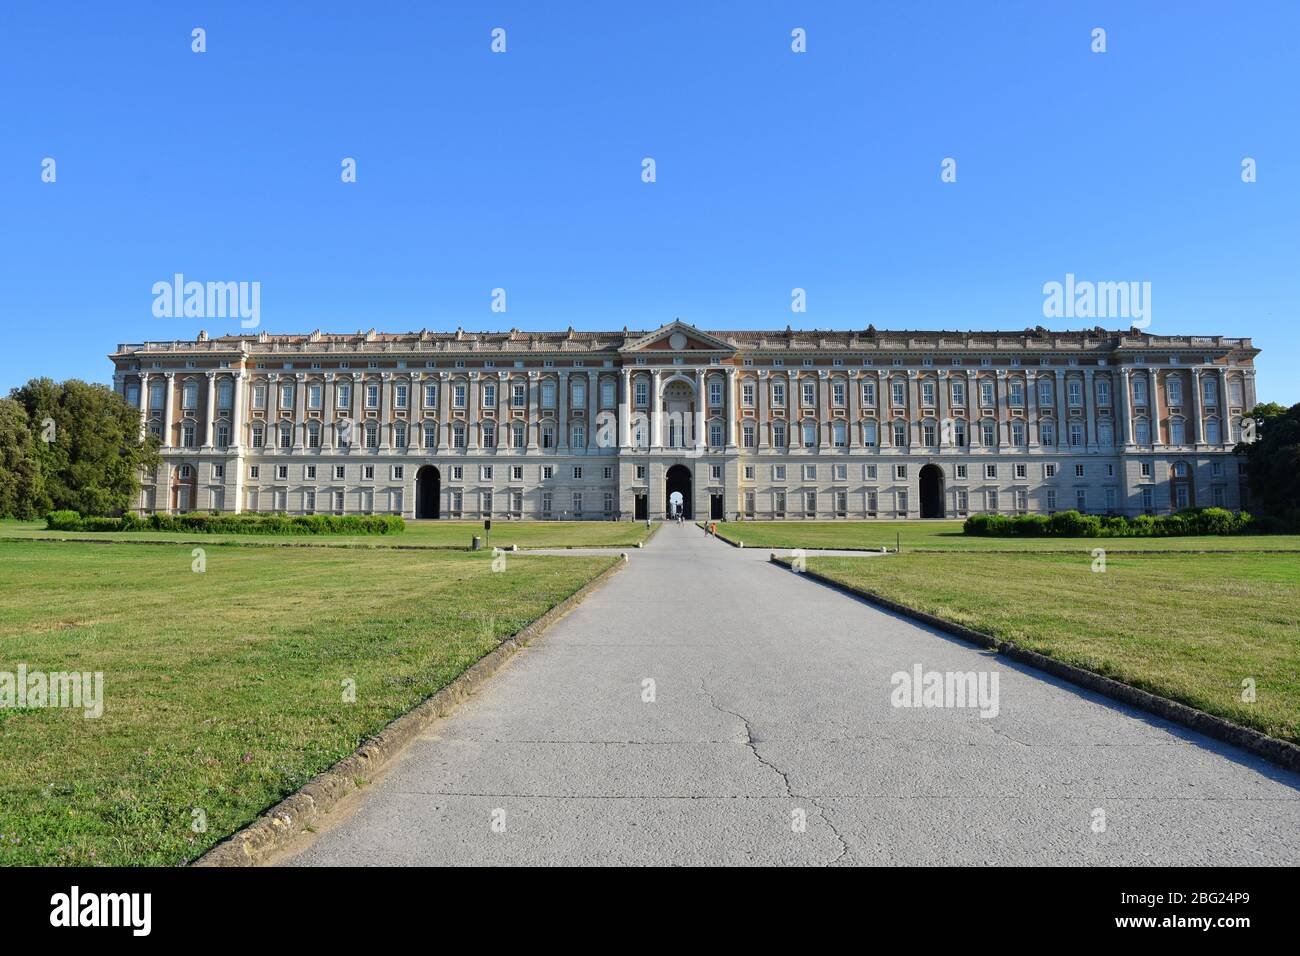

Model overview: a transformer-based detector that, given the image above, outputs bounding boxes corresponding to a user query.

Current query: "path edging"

[770,554,1300,774]
[193,555,628,867]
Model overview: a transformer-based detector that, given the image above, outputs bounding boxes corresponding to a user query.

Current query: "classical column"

[557,371,569,450]
[907,370,920,447]
[880,372,892,449]
[348,373,361,450]
[322,374,335,449]
[1218,366,1230,447]
[650,369,662,450]
[585,369,596,451]
[438,372,450,450]
[619,368,631,450]
[1026,371,1039,448]
[162,372,175,449]
[1190,367,1203,446]
[229,371,245,451]
[498,372,511,451]
[379,373,392,451]
[1244,369,1257,409]
[936,370,949,448]
[1151,371,1164,448]
[1083,368,1096,452]
[694,367,706,450]
[138,373,151,441]
[526,372,539,451]
[757,370,769,449]
[292,373,307,451]
[202,371,217,449]
[1118,367,1132,447]
[1056,371,1068,448]
[728,369,738,452]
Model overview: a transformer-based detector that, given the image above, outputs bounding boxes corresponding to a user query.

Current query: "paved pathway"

[284,522,1300,866]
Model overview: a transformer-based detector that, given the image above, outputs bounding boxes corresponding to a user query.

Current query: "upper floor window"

[1037,379,1053,407]
[802,381,816,407]
[891,380,905,407]
[1166,376,1183,406]
[710,380,724,407]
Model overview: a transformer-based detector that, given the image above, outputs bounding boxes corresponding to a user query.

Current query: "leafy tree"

[0,398,44,518]
[5,378,159,517]
[1237,401,1300,518]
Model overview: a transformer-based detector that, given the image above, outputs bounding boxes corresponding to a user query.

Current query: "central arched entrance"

[919,464,945,519]
[415,465,441,519]
[665,464,692,519]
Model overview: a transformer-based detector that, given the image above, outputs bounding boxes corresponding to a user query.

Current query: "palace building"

[109,322,1259,521]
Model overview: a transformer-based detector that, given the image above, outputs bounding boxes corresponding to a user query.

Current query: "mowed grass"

[805,551,1300,742]
[0,540,617,865]
[714,520,1300,553]
[0,518,654,551]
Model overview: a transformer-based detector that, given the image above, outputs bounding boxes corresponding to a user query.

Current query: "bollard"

[471,536,482,551]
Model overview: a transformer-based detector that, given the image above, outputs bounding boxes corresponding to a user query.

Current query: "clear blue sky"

[2,1,1296,402]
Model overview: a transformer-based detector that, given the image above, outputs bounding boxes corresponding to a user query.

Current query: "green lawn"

[0,540,617,865]
[804,551,1300,743]
[714,520,1300,553]
[0,518,654,551]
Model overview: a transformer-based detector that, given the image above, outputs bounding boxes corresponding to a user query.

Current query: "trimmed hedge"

[963,508,1253,538]
[45,511,406,536]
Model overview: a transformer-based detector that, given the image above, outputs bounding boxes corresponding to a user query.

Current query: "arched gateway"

[665,464,692,519]
[919,463,945,519]
[416,465,441,519]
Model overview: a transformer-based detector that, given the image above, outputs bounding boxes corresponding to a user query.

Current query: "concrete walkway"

[283,522,1300,866]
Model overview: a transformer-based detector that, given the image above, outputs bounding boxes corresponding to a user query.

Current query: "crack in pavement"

[809,796,852,866]
[698,677,795,798]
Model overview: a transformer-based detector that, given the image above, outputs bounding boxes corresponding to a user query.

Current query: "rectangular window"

[366,384,379,409]
[802,382,816,407]
[772,382,786,407]
[921,381,935,407]
[743,382,755,407]
[1046,489,1057,511]
[454,384,467,408]
[1068,381,1082,407]
[892,381,906,406]
[308,384,322,409]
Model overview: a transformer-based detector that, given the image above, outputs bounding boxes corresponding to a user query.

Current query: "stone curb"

[193,555,628,867]
[770,554,1300,774]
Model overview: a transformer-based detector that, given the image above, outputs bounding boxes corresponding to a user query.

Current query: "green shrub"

[964,507,1256,539]
[1011,514,1048,536]
[45,510,82,531]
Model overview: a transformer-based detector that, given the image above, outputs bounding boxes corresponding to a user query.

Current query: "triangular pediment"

[621,321,736,353]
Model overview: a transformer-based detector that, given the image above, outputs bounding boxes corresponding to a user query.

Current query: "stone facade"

[109,322,1259,521]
